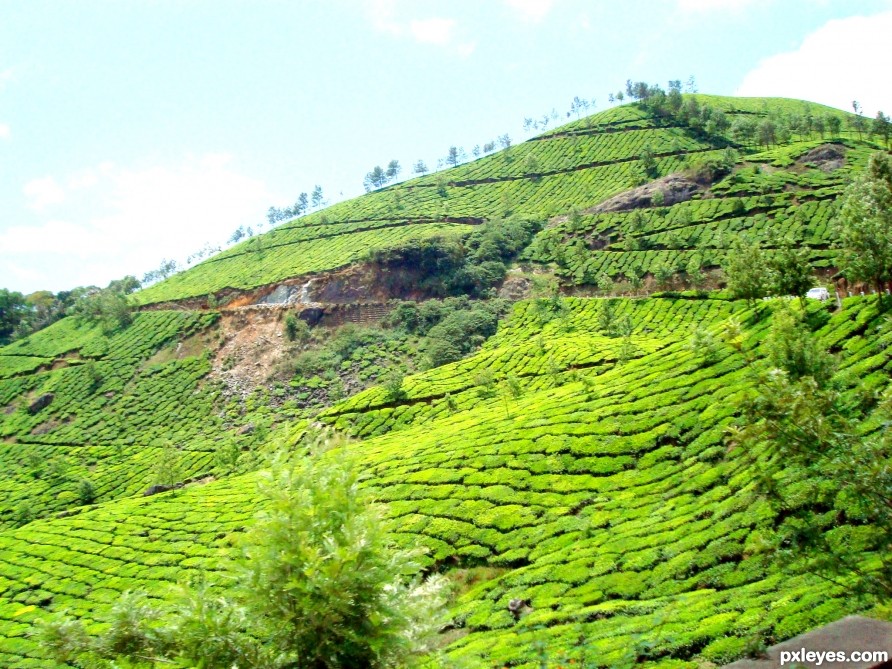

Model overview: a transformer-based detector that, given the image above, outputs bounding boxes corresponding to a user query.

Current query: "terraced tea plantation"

[135,95,865,307]
[526,139,873,287]
[0,311,287,530]
[1,94,890,668]
[0,294,890,667]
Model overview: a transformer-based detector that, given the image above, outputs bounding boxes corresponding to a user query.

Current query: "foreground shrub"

[36,441,450,668]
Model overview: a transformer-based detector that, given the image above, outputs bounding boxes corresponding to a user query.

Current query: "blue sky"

[2,0,891,294]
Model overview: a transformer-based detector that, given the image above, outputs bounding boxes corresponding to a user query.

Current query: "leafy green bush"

[284,313,310,342]
[77,479,96,506]
[36,444,449,669]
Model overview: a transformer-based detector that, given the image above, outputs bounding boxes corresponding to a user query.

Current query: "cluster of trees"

[185,241,222,266]
[367,217,541,299]
[263,185,326,228]
[69,277,139,334]
[385,296,507,368]
[363,160,401,192]
[724,238,814,307]
[437,138,511,170]
[621,77,890,150]
[406,137,511,182]
[1,288,74,345]
[141,258,179,286]
[0,275,140,344]
[522,95,597,134]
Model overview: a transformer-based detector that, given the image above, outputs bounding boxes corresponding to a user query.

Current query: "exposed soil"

[31,419,60,436]
[210,309,294,397]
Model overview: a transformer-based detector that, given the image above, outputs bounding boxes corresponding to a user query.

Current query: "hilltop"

[1,93,891,668]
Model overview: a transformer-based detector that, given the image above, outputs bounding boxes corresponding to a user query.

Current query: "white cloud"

[504,0,555,22]
[1,154,275,292]
[365,0,401,35]
[409,17,456,46]
[364,0,472,55]
[677,0,763,11]
[0,67,14,91]
[736,10,892,117]
[0,123,9,140]
[455,41,477,58]
[23,176,66,211]
[67,168,99,191]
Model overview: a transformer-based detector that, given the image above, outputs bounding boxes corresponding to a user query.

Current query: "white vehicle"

[806,287,830,301]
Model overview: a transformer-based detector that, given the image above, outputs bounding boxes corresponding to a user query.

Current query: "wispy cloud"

[2,154,275,292]
[0,67,14,140]
[409,17,456,46]
[736,10,892,116]
[504,0,556,23]
[23,176,66,210]
[677,0,764,12]
[364,0,474,56]
[0,66,15,91]
[365,0,401,35]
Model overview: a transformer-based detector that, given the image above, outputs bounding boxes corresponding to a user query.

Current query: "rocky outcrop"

[28,393,54,414]
[591,173,705,213]
[797,143,846,172]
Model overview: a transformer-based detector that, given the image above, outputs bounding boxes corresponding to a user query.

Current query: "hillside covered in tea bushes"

[1,93,891,668]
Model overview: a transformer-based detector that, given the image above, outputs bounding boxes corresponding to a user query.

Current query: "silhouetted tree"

[363,166,387,192]
[311,185,324,209]
[295,192,309,216]
[445,146,461,168]
[850,101,866,140]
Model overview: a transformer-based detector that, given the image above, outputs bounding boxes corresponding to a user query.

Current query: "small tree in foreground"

[731,366,892,599]
[37,442,450,668]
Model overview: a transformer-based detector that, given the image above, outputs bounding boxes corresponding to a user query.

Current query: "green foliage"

[71,289,134,335]
[77,479,96,506]
[688,327,720,366]
[765,308,835,385]
[724,239,768,307]
[151,442,184,489]
[597,298,620,336]
[383,370,407,402]
[0,289,28,345]
[423,303,503,369]
[284,313,310,343]
[473,369,497,398]
[369,218,540,299]
[833,151,892,305]
[38,444,450,669]
[734,364,892,599]
[768,239,815,303]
